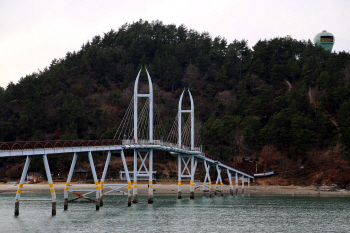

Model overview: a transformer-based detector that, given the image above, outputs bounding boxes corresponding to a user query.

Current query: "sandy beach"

[1,181,350,196]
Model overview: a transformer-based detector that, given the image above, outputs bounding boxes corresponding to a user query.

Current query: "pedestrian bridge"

[1,67,253,216]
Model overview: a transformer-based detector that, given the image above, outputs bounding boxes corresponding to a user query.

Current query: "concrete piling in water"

[220,181,224,196]
[178,191,182,199]
[14,201,19,216]
[132,150,138,204]
[228,172,233,196]
[14,156,31,216]
[127,182,132,206]
[52,201,56,215]
[148,150,154,204]
[87,151,101,211]
[99,181,104,207]
[96,198,100,210]
[132,180,138,203]
[209,181,212,197]
[127,194,132,206]
[64,152,77,211]
[178,155,182,199]
[148,194,154,203]
[148,181,154,204]
[100,196,103,207]
[235,173,238,195]
[242,175,245,194]
[15,155,57,216]
[190,180,195,199]
[120,150,132,207]
[43,154,57,216]
[64,198,68,210]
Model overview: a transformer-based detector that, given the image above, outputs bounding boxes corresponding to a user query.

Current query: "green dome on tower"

[314,30,334,51]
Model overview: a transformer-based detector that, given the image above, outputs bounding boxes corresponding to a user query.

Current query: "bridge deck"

[0,139,253,178]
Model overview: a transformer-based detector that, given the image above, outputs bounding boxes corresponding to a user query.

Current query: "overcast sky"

[1,0,349,88]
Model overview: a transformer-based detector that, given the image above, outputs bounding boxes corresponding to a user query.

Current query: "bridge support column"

[235,173,238,195]
[88,151,100,210]
[15,154,56,216]
[190,156,197,199]
[100,151,112,207]
[148,149,154,204]
[177,154,197,199]
[228,172,233,195]
[216,165,223,196]
[64,152,78,210]
[177,155,182,199]
[209,180,212,197]
[242,175,245,194]
[203,160,211,197]
[43,154,57,215]
[14,155,31,216]
[132,150,138,203]
[120,150,132,206]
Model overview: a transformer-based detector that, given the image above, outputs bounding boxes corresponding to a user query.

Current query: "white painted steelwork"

[241,174,245,194]
[134,67,153,143]
[0,144,253,179]
[14,154,57,216]
[228,172,233,195]
[178,89,194,150]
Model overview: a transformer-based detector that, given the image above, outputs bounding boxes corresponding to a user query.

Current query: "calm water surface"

[0,193,349,232]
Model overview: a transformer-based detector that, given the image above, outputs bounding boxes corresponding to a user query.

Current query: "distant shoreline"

[1,182,349,196]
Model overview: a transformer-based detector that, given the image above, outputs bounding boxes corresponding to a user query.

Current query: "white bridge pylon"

[132,67,154,203]
[178,89,195,150]
[134,67,153,143]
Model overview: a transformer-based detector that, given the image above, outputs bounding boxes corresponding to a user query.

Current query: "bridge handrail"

[0,140,122,151]
[121,140,251,175]
[0,139,252,176]
[121,139,202,152]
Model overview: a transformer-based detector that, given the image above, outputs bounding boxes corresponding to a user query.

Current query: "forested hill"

[1,20,350,185]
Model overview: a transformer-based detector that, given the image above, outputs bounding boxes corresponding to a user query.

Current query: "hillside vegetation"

[1,19,350,186]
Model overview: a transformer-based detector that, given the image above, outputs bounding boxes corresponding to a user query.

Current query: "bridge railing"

[121,139,251,175]
[121,140,202,152]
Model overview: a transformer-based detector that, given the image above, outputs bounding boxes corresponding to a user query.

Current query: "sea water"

[0,193,349,232]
